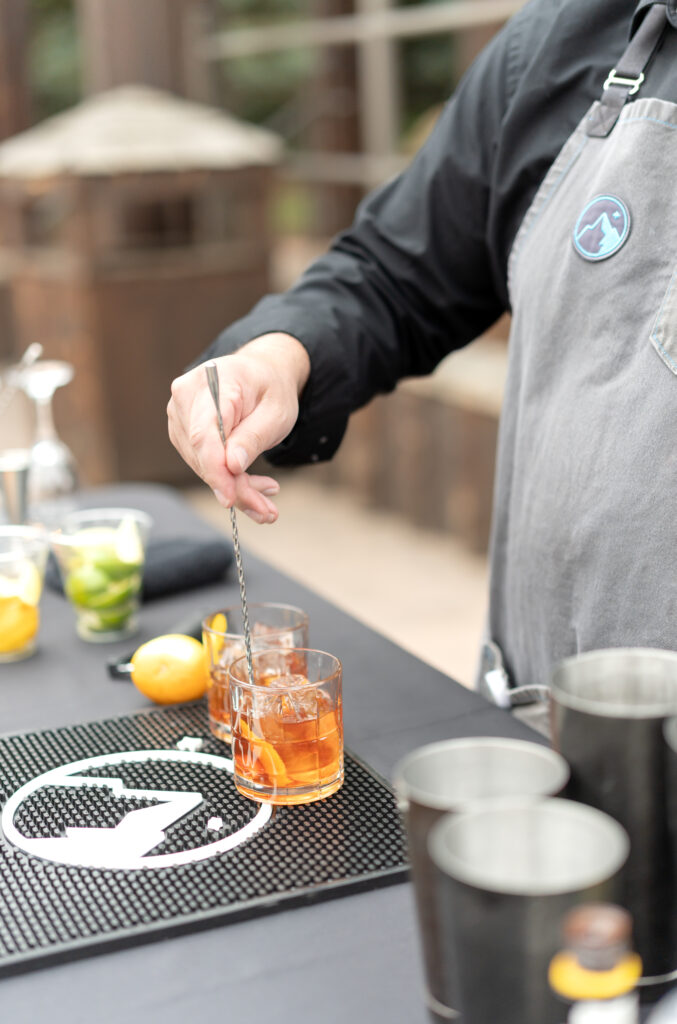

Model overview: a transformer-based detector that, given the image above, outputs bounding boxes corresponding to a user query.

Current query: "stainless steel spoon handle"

[204,360,254,686]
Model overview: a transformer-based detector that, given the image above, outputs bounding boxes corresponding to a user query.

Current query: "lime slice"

[115,517,144,566]
[64,565,110,607]
[83,604,134,632]
[70,522,143,579]
[0,560,42,606]
[69,528,118,574]
[87,575,140,610]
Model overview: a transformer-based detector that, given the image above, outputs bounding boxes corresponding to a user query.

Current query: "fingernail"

[244,509,265,524]
[262,484,279,496]
[213,489,228,507]
[231,446,249,473]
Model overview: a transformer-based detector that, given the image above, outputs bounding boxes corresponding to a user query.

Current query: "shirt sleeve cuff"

[202,301,353,466]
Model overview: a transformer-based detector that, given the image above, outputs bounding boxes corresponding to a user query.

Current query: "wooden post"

[307,0,362,236]
[0,0,29,359]
[354,0,399,162]
[76,0,218,102]
[0,0,30,140]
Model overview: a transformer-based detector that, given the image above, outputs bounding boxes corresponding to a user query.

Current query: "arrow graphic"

[23,776,204,865]
[1,748,272,870]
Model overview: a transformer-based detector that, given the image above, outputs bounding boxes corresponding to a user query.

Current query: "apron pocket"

[651,266,677,374]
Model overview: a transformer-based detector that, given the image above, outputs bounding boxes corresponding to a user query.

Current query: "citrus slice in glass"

[0,596,39,652]
[0,560,42,606]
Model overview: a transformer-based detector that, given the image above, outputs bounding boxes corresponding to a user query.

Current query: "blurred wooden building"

[0,85,282,484]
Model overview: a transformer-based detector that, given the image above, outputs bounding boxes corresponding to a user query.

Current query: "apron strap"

[587,3,668,138]
[669,0,677,29]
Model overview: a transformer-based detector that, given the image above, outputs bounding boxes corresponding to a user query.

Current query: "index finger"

[186,386,239,504]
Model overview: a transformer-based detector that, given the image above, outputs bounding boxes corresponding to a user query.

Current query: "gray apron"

[487,4,677,692]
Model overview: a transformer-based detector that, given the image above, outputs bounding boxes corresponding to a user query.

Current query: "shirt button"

[319,436,328,445]
[310,454,319,462]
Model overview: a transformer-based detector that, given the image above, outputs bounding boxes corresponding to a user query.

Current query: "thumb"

[225,400,295,475]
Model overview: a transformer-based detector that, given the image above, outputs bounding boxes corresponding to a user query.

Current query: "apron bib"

[488,5,677,688]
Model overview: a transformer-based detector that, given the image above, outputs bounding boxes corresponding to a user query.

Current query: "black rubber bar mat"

[0,704,408,977]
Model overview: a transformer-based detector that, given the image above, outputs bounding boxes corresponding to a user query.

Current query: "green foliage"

[224,49,316,127]
[215,0,458,138]
[30,0,81,121]
[400,34,457,133]
[27,0,461,142]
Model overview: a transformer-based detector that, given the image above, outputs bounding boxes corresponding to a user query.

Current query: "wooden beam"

[202,0,525,60]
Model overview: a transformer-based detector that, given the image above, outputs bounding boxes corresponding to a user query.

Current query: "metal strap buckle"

[603,68,645,95]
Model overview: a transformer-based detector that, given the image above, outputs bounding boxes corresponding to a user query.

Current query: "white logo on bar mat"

[1,748,271,870]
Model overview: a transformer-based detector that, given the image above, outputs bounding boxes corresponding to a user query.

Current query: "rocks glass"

[229,648,343,805]
[202,603,309,741]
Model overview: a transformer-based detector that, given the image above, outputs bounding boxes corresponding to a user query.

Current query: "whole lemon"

[130,634,209,705]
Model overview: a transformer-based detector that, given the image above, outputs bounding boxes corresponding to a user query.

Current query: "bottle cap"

[563,904,632,970]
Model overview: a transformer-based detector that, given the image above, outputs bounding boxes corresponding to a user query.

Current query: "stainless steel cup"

[429,798,630,1024]
[0,449,30,524]
[551,647,677,986]
[393,737,570,1020]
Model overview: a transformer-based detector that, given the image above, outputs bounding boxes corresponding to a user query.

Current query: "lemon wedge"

[0,596,39,652]
[211,612,227,635]
[203,611,228,662]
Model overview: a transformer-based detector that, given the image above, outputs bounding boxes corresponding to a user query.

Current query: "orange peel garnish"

[238,718,288,784]
[203,611,228,662]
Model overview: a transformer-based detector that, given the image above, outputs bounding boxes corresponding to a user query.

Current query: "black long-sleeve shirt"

[203,0,676,465]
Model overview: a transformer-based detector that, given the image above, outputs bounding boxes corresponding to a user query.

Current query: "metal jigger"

[0,344,44,524]
[204,361,254,686]
[0,449,31,524]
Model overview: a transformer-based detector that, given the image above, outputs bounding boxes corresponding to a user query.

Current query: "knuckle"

[245,428,264,454]
[170,376,184,399]
[188,424,206,449]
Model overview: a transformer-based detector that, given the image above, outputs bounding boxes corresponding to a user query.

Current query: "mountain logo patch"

[573,195,631,262]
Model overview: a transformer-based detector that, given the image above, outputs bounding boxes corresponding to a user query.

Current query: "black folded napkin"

[46,536,233,602]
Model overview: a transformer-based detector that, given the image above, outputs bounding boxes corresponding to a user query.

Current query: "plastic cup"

[50,507,152,643]
[0,524,48,661]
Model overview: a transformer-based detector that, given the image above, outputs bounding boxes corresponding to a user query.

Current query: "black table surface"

[0,483,540,1024]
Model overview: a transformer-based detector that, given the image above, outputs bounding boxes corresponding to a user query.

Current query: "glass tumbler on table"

[50,507,152,642]
[202,603,309,741]
[229,648,344,805]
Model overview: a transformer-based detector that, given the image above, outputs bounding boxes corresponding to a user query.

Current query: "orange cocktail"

[202,604,309,741]
[229,649,343,805]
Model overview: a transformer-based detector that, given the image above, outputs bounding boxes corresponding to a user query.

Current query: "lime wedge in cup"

[51,508,152,642]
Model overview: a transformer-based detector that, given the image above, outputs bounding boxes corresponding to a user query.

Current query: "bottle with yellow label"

[549,904,642,1023]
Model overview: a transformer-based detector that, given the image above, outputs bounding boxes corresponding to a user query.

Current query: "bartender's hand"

[168,333,310,523]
